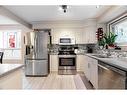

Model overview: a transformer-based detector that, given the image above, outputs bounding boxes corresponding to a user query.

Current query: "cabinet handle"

[88,63,90,68]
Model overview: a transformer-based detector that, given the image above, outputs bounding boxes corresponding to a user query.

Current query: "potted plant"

[103,32,117,49]
[98,38,105,49]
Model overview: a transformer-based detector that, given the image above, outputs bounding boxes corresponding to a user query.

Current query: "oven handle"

[58,55,76,58]
[58,56,76,58]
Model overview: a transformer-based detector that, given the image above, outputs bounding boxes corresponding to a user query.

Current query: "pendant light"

[59,5,68,13]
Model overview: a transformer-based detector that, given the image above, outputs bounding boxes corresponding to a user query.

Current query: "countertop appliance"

[25,30,51,76]
[59,38,75,45]
[86,46,93,53]
[98,61,127,89]
[58,45,76,75]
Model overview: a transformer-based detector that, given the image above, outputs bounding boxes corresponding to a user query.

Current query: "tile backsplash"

[50,44,59,53]
[50,44,97,53]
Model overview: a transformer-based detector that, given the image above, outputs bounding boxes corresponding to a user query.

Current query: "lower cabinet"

[84,56,90,80]
[76,55,85,72]
[50,55,58,71]
[84,55,98,89]
[89,58,98,89]
[0,69,22,89]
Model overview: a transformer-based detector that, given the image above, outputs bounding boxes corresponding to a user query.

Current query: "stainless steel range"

[58,46,77,75]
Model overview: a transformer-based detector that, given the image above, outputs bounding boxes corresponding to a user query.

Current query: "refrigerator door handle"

[34,33,37,56]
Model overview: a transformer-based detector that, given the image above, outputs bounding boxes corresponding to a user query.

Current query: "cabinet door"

[84,56,90,80]
[89,58,98,89]
[83,26,97,44]
[75,31,83,44]
[89,26,97,43]
[82,31,87,44]
[51,30,60,44]
[50,55,58,71]
[76,55,85,71]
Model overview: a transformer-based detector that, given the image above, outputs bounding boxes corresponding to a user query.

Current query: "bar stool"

[0,52,4,64]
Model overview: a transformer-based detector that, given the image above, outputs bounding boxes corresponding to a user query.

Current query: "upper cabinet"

[75,26,97,44]
[51,27,97,44]
[51,28,76,44]
[83,26,97,44]
[75,29,84,44]
[51,28,78,44]
[51,29,60,44]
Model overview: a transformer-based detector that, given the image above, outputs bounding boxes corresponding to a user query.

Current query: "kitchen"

[0,5,127,90]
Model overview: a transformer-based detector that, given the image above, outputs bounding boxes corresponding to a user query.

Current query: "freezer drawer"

[25,59,48,76]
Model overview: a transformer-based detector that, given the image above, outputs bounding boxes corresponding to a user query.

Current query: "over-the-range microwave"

[59,38,75,45]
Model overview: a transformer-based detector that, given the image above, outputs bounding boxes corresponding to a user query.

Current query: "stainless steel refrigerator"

[25,30,50,76]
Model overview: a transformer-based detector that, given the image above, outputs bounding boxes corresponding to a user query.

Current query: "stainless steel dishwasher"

[98,61,127,89]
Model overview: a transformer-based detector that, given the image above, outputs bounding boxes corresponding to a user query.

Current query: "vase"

[108,45,114,49]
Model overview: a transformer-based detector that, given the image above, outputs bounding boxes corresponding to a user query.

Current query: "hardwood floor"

[0,68,93,89]
[22,72,86,89]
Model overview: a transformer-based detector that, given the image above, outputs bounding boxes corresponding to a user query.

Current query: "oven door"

[58,55,76,70]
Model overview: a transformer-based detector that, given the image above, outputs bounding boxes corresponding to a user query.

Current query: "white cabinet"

[51,28,88,44]
[76,55,85,71]
[83,26,97,44]
[50,55,58,71]
[51,30,60,44]
[51,28,76,44]
[75,31,83,44]
[89,57,98,89]
[51,27,97,44]
[0,69,22,89]
[84,56,98,89]
[84,55,90,80]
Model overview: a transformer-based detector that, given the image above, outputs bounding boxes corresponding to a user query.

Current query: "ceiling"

[4,5,111,24]
[0,15,19,25]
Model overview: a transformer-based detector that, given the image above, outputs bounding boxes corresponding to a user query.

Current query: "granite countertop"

[0,64,24,77]
[85,53,127,72]
[76,53,85,55]
[49,52,59,55]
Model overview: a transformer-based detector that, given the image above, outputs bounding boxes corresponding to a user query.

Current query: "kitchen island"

[0,64,24,77]
[0,64,24,89]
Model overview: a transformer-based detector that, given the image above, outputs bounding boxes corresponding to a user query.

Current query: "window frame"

[107,13,127,46]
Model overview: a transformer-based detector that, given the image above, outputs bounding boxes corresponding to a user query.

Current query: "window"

[110,15,127,45]
[0,30,21,59]
[0,30,21,48]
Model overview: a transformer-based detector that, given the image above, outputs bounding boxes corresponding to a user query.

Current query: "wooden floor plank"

[0,69,88,90]
[74,74,86,89]
[22,72,86,89]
